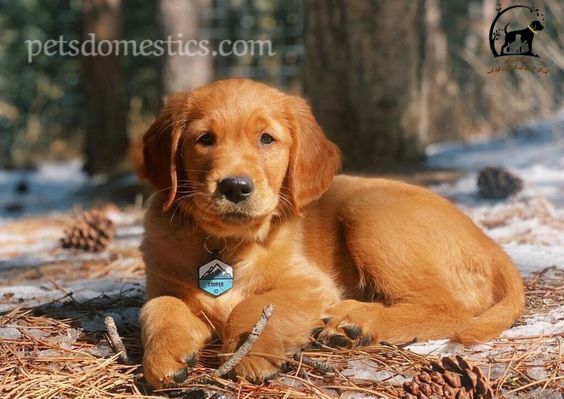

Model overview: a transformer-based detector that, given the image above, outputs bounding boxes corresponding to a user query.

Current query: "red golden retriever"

[140,78,524,387]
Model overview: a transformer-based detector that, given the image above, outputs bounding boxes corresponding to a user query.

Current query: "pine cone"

[402,355,493,399]
[477,167,523,199]
[61,210,115,252]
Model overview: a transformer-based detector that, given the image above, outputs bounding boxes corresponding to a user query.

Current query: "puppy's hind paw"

[315,323,374,348]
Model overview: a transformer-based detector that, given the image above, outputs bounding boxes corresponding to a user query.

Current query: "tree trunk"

[81,0,129,175]
[303,0,427,171]
[159,0,212,95]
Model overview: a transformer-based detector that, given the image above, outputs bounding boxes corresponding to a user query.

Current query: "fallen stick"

[380,337,418,349]
[213,304,274,377]
[104,315,129,364]
[293,351,335,373]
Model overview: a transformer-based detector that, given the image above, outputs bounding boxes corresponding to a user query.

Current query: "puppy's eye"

[197,132,215,146]
[260,133,275,145]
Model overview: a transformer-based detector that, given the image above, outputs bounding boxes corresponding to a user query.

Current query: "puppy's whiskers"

[277,192,293,222]
[201,201,217,223]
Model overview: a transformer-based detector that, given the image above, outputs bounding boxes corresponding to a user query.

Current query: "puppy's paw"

[231,354,281,383]
[143,330,200,388]
[314,322,374,348]
[313,300,376,348]
[222,334,286,383]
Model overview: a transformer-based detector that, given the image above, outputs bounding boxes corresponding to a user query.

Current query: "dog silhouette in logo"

[501,20,544,56]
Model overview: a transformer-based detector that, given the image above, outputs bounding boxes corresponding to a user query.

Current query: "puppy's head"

[143,79,341,238]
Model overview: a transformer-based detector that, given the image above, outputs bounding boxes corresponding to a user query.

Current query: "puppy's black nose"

[218,176,254,203]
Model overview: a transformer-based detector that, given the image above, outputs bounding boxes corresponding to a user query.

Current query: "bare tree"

[303,0,428,171]
[159,0,212,95]
[81,0,129,175]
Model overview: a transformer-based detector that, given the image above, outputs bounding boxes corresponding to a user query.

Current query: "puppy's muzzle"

[218,176,254,203]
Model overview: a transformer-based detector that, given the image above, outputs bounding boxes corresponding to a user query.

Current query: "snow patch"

[0,160,87,221]
[343,360,407,384]
[503,244,564,276]
[502,306,564,338]
[0,327,22,340]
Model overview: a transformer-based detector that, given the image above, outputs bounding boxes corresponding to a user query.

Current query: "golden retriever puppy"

[140,79,524,388]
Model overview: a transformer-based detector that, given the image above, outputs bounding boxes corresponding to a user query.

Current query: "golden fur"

[140,79,525,388]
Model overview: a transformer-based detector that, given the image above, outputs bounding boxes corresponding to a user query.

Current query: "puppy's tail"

[454,254,525,344]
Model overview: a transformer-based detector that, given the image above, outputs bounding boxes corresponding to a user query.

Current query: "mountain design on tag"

[198,259,234,297]
[200,263,232,279]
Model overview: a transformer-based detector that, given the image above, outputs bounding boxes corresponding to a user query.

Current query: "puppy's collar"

[203,235,227,255]
[199,236,233,297]
[528,24,538,33]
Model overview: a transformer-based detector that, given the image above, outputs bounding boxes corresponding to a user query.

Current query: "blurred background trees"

[0,0,561,174]
[81,0,129,175]
[304,0,428,170]
[159,0,212,94]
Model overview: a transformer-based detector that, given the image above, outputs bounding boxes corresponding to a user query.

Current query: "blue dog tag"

[198,258,233,297]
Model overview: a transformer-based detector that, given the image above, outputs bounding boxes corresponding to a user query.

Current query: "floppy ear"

[284,95,341,212]
[142,93,189,211]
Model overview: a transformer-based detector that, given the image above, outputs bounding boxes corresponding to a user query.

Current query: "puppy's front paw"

[231,353,281,383]
[143,328,200,388]
[222,335,285,383]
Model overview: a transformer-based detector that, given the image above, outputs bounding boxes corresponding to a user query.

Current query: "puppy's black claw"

[322,317,332,325]
[172,367,188,383]
[185,352,197,368]
[327,334,351,348]
[280,362,293,373]
[249,372,277,385]
[265,371,279,382]
[359,334,374,347]
[311,327,324,338]
[342,325,362,339]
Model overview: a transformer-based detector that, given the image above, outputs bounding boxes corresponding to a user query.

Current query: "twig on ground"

[293,351,335,373]
[104,315,130,364]
[213,304,274,377]
[380,338,418,349]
